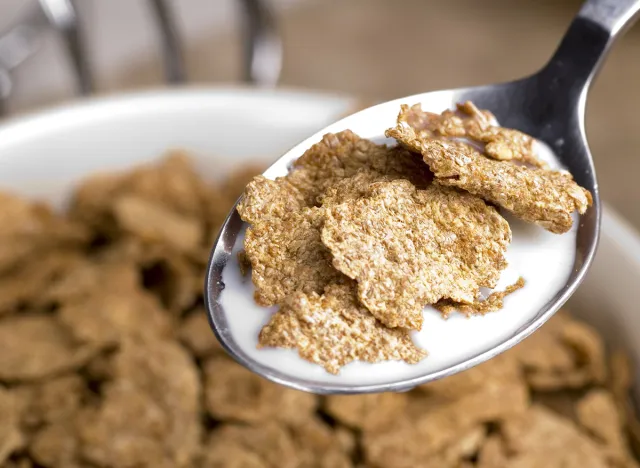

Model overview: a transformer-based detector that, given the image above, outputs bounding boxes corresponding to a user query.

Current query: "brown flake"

[58,288,172,347]
[0,238,48,279]
[418,352,520,400]
[397,102,547,167]
[133,243,201,313]
[577,389,628,454]
[363,379,528,467]
[0,193,89,274]
[525,369,593,391]
[69,153,211,237]
[113,194,203,254]
[95,237,202,312]
[531,390,580,421]
[0,315,95,382]
[79,337,201,468]
[237,175,307,225]
[0,249,85,317]
[0,386,24,464]
[0,192,87,240]
[239,145,431,312]
[68,171,125,234]
[318,169,392,207]
[199,445,267,468]
[501,405,609,467]
[509,313,577,373]
[455,101,547,168]
[305,450,354,468]
[244,207,344,307]
[439,425,486,465]
[122,151,212,218]
[205,423,298,468]
[435,276,525,317]
[607,349,640,457]
[82,352,116,383]
[18,375,87,429]
[237,131,433,327]
[477,435,508,468]
[505,312,606,391]
[29,417,81,468]
[322,180,510,329]
[259,284,426,374]
[610,349,633,406]
[513,315,605,391]
[238,131,432,226]
[204,417,353,468]
[387,112,592,233]
[290,417,354,468]
[178,309,224,358]
[403,389,453,419]
[324,391,409,432]
[417,377,529,436]
[203,356,317,424]
[289,130,431,204]
[44,258,140,304]
[1,457,34,468]
[561,320,607,385]
[334,426,357,457]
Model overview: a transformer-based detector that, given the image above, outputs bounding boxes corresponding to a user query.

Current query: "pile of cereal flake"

[238,101,593,374]
[0,152,635,468]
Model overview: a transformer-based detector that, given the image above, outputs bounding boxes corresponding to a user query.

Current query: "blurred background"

[1,0,638,228]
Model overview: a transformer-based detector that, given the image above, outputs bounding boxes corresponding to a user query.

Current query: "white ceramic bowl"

[0,87,638,396]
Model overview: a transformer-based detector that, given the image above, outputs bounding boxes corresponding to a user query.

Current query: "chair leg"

[238,0,282,87]
[149,0,187,84]
[38,0,93,95]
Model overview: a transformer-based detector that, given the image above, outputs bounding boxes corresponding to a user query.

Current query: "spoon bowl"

[206,0,640,394]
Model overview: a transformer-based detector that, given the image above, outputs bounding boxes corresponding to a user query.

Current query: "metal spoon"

[205,0,639,394]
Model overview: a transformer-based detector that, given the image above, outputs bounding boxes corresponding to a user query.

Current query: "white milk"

[220,140,577,387]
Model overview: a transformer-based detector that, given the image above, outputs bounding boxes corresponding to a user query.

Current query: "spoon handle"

[544,0,640,92]
[579,0,640,36]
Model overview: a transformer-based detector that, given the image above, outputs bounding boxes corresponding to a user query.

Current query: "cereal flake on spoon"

[259,283,427,375]
[321,179,511,329]
[386,103,592,234]
[235,101,593,374]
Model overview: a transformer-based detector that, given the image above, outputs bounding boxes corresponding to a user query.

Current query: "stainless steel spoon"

[205,0,640,394]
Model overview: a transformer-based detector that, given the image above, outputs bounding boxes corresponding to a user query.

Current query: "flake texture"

[387,106,592,233]
[322,180,510,329]
[258,284,427,374]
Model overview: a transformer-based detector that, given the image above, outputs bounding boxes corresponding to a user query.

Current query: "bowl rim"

[0,85,354,148]
[602,206,640,263]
